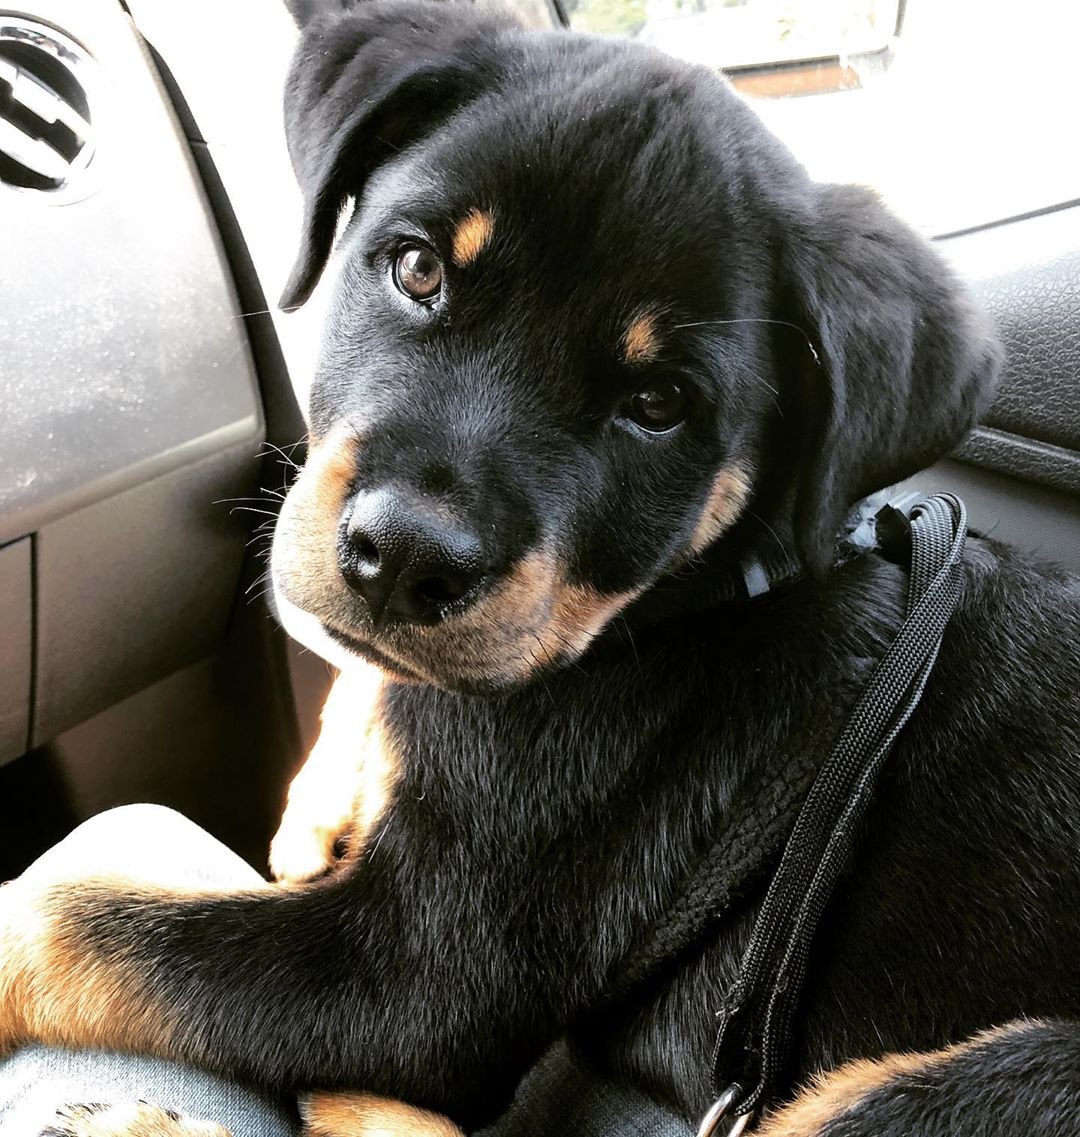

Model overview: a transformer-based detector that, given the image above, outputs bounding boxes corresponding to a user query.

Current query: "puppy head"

[271,0,999,690]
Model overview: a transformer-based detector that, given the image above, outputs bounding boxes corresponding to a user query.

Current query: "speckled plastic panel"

[0,0,262,547]
[33,445,258,743]
[939,206,1080,496]
[0,0,267,746]
[0,539,32,764]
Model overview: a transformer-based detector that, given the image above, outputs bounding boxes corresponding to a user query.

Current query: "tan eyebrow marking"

[451,209,495,266]
[622,311,661,364]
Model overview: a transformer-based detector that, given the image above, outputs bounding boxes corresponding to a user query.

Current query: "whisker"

[246,570,272,597]
[618,613,643,678]
[545,627,588,676]
[527,639,559,708]
[743,366,783,416]
[743,368,779,397]
[673,317,822,365]
[227,506,280,519]
[747,509,796,573]
[257,442,306,472]
[215,493,285,505]
[233,304,304,319]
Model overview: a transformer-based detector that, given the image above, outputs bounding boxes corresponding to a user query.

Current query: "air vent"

[0,18,95,194]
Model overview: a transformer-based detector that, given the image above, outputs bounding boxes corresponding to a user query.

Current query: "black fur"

[815,1022,1080,1137]
[45,2,1080,1134]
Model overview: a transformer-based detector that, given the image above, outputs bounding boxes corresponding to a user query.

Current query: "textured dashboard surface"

[0,0,261,547]
[940,205,1080,494]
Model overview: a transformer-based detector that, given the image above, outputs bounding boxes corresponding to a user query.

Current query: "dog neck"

[625,492,893,628]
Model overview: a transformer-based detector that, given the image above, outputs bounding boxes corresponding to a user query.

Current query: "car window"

[529,0,1080,238]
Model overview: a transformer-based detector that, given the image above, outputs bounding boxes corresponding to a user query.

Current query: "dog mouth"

[272,561,637,692]
[321,624,428,685]
[268,428,647,688]
[314,606,571,693]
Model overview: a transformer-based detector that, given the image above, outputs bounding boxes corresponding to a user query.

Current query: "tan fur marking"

[273,432,638,685]
[270,665,400,883]
[2,877,173,1055]
[302,1090,463,1137]
[309,427,359,525]
[273,425,362,629]
[49,1101,230,1136]
[536,579,640,667]
[1,873,266,1057]
[622,312,661,364]
[688,465,753,554]
[755,1021,1043,1137]
[454,552,639,679]
[451,210,495,267]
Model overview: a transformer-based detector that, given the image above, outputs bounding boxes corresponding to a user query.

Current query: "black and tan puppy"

[4,2,1080,1135]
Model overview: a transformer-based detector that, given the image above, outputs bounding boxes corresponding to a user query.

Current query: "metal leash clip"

[697,1083,754,1137]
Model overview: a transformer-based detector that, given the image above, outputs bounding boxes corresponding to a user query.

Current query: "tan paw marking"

[301,1091,462,1137]
[755,1020,1044,1137]
[41,1101,230,1136]
[270,666,399,884]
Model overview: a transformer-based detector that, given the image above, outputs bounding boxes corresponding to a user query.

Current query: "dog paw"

[38,1101,232,1136]
[300,1091,464,1136]
[0,876,38,1052]
[268,807,343,883]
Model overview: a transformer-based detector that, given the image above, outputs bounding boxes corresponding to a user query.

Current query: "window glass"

[545,0,1080,236]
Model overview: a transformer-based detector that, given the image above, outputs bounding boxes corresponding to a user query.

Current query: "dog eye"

[623,379,686,432]
[392,245,443,303]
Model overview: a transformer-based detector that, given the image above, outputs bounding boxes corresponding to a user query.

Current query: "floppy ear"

[782,184,1002,574]
[280,0,519,309]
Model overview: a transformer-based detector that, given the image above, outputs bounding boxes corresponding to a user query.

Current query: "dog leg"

[755,1019,1080,1136]
[31,1095,457,1137]
[37,1101,230,1136]
[269,665,398,884]
[299,1090,463,1136]
[0,805,555,1125]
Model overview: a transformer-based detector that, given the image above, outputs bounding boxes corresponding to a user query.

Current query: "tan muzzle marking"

[688,464,753,554]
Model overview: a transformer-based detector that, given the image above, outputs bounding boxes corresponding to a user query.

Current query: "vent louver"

[0,19,95,194]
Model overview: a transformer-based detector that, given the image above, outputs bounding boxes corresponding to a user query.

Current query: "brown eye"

[624,379,686,432]
[392,245,443,302]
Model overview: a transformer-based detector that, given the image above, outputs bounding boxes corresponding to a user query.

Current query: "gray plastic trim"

[0,539,32,764]
[33,443,257,743]
[904,457,1080,575]
[0,0,263,547]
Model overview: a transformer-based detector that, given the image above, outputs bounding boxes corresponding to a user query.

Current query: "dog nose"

[339,490,485,626]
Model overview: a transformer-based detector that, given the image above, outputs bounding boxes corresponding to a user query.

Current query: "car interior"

[2,0,1078,891]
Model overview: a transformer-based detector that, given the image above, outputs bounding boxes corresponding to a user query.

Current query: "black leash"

[698,492,969,1136]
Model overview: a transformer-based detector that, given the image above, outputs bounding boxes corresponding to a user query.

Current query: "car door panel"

[0,0,264,762]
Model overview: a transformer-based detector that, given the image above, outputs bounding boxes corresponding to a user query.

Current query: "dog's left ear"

[279,0,519,310]
[782,184,1002,574]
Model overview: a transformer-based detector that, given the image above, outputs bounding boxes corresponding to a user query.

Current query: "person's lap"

[0,807,690,1136]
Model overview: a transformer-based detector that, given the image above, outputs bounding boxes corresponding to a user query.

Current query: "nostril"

[354,536,380,570]
[412,574,469,607]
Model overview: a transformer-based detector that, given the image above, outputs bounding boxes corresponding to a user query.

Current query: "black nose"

[338,490,486,626]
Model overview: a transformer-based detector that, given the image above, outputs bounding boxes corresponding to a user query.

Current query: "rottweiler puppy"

[4,1,1080,1135]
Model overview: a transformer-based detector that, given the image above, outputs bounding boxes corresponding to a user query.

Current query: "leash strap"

[701,492,968,1133]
